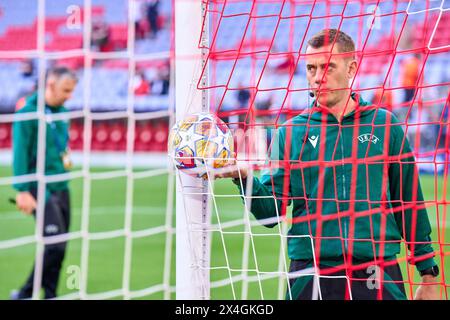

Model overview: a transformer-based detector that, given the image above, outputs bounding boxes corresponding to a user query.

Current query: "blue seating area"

[0,0,448,114]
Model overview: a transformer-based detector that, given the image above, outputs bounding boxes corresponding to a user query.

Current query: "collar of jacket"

[26,92,64,111]
[302,92,377,123]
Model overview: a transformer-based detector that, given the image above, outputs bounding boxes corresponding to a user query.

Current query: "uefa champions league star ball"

[168,113,234,178]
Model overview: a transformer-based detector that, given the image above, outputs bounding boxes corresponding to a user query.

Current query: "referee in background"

[11,67,77,299]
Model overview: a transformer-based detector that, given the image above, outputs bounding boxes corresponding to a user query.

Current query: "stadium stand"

[0,1,448,152]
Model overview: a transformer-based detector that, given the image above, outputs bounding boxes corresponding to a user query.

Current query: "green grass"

[0,165,448,300]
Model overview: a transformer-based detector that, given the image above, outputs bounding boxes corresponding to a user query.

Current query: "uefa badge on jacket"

[61,148,73,170]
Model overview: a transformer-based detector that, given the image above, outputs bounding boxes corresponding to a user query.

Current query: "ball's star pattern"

[168,113,234,178]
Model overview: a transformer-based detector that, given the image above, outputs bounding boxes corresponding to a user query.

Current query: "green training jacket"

[12,92,70,193]
[235,94,436,273]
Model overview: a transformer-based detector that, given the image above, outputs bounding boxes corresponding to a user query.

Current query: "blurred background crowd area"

[0,0,448,158]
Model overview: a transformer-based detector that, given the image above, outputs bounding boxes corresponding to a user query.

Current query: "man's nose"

[314,70,325,84]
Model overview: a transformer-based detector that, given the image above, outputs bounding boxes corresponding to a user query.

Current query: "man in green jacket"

[11,67,77,299]
[217,29,439,300]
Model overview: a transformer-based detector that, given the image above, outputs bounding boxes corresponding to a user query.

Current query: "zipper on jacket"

[339,126,348,253]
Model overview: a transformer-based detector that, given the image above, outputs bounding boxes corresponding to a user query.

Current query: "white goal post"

[175,0,211,299]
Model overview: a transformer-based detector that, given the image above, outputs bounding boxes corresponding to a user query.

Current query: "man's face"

[305,44,356,108]
[48,76,77,106]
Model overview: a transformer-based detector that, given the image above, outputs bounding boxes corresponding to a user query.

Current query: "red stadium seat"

[56,56,84,70]
[152,121,168,152]
[109,24,128,50]
[69,122,84,151]
[44,17,67,34]
[135,122,153,151]
[92,122,109,151]
[102,60,129,69]
[46,35,83,51]
[109,123,127,150]
[0,123,12,149]
[0,27,36,50]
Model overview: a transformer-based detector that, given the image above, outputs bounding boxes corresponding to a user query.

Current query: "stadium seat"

[152,121,168,152]
[46,35,83,51]
[56,56,84,70]
[92,122,109,150]
[0,123,11,149]
[0,27,36,50]
[108,122,127,151]
[135,122,153,151]
[0,0,447,118]
[69,122,84,151]
[109,24,128,50]
[44,17,67,34]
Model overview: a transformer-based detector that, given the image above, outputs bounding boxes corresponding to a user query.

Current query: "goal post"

[175,0,211,299]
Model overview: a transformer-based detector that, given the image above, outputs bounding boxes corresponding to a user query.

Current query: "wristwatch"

[419,265,439,277]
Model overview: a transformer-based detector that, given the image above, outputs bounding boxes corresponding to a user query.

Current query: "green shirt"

[235,94,436,272]
[12,93,70,193]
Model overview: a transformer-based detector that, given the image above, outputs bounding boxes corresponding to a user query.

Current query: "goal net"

[175,0,449,300]
[0,0,174,300]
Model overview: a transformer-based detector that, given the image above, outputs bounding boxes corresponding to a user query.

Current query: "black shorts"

[287,259,407,300]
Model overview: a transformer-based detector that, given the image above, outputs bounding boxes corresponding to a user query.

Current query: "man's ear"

[347,59,358,79]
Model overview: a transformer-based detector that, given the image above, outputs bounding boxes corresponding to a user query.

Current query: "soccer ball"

[168,113,234,178]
